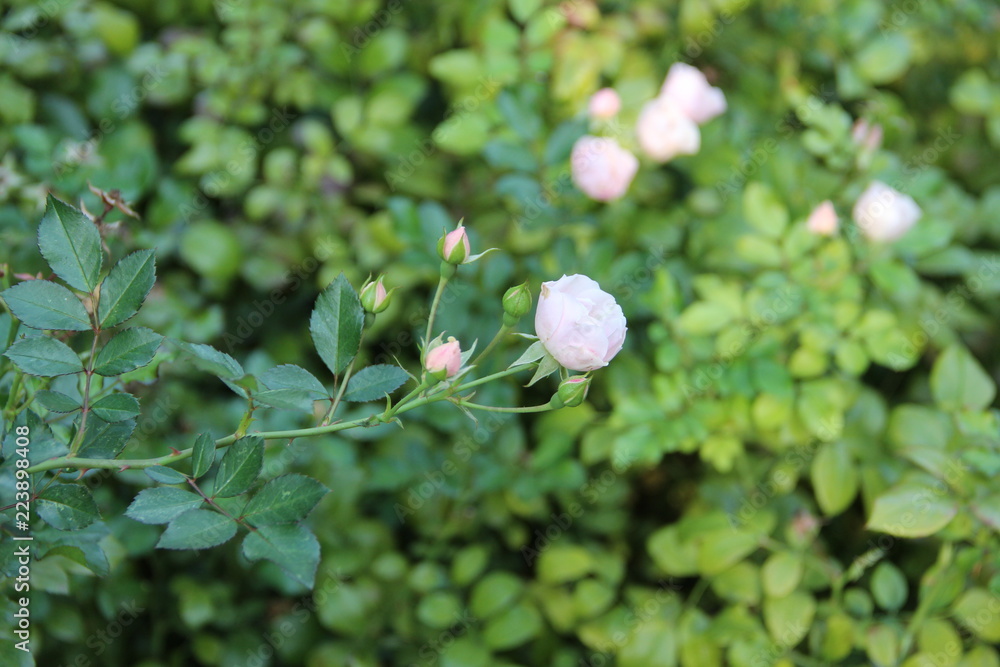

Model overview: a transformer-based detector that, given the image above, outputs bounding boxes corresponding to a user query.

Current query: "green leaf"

[483,602,542,651]
[242,524,320,588]
[762,551,804,598]
[77,417,135,459]
[537,546,593,584]
[37,195,103,292]
[4,336,84,376]
[39,542,109,577]
[343,364,408,402]
[0,280,91,331]
[811,442,859,516]
[256,364,329,411]
[241,474,329,526]
[93,327,163,376]
[763,592,815,646]
[855,34,912,85]
[91,393,140,422]
[930,345,996,412]
[97,249,156,328]
[157,509,237,550]
[871,562,907,612]
[309,273,364,376]
[35,390,81,413]
[36,484,100,530]
[145,466,188,484]
[509,340,547,368]
[866,481,958,538]
[526,349,560,387]
[126,487,204,524]
[172,340,244,380]
[213,436,263,498]
[191,432,216,479]
[743,182,789,238]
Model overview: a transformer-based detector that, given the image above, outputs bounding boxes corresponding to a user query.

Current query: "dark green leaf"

[145,466,188,484]
[35,390,81,413]
[126,487,204,524]
[37,195,103,292]
[97,249,156,327]
[172,339,244,380]
[91,393,140,422]
[36,484,100,530]
[343,364,409,402]
[77,417,135,459]
[191,432,216,479]
[93,327,163,376]
[39,542,109,576]
[213,436,263,498]
[4,336,83,376]
[0,280,91,331]
[242,524,320,587]
[256,364,329,411]
[930,345,996,412]
[242,474,329,526]
[157,509,237,550]
[309,273,364,376]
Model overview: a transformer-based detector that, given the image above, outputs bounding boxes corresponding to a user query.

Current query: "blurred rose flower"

[570,136,639,201]
[535,275,627,372]
[660,63,727,124]
[851,119,883,153]
[588,88,621,119]
[807,200,839,236]
[853,181,921,242]
[635,98,701,162]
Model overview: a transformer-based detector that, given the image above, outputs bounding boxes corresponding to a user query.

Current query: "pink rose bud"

[425,338,462,380]
[635,98,701,163]
[535,274,627,372]
[570,136,639,202]
[806,200,838,236]
[659,63,727,125]
[588,88,621,119]
[438,226,471,265]
[360,275,392,314]
[554,376,591,408]
[851,119,883,153]
[852,181,921,242]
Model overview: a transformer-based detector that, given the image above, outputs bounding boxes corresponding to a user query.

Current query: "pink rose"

[806,201,838,236]
[570,136,639,202]
[659,63,727,125]
[635,98,700,163]
[588,88,621,119]
[853,181,921,242]
[535,275,627,372]
[439,226,471,264]
[425,338,462,379]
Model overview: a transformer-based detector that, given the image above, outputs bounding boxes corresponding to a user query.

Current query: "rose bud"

[851,119,883,153]
[552,376,591,408]
[360,275,392,314]
[438,225,471,265]
[425,337,462,380]
[535,274,627,372]
[588,88,621,120]
[570,136,639,202]
[852,181,921,242]
[806,201,838,236]
[502,281,532,326]
[659,62,727,124]
[635,98,701,163]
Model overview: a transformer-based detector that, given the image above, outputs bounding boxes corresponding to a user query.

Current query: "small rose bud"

[553,376,590,408]
[588,88,621,119]
[425,337,462,380]
[806,200,838,236]
[851,119,883,153]
[360,275,392,314]
[438,225,471,265]
[502,281,532,326]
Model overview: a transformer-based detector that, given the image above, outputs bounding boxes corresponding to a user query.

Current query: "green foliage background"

[2,0,1000,665]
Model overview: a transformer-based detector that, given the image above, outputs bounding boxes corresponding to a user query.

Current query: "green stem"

[457,400,553,414]
[322,331,368,426]
[424,276,449,349]
[68,329,100,456]
[3,373,22,420]
[470,324,511,367]
[384,379,431,420]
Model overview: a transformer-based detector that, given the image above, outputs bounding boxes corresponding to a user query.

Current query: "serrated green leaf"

[93,327,163,376]
[242,524,320,587]
[172,340,244,380]
[526,350,560,387]
[157,509,237,550]
[213,436,263,498]
[126,487,204,524]
[77,417,135,459]
[145,465,188,484]
[4,336,83,376]
[39,542,109,576]
[242,474,329,526]
[509,340,547,368]
[343,364,408,402]
[309,273,364,376]
[1,280,91,331]
[35,390,81,413]
[256,364,329,411]
[91,393,140,422]
[36,484,100,530]
[97,249,156,327]
[191,432,216,479]
[37,195,103,292]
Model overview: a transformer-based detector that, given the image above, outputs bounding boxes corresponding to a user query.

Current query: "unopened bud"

[438,225,471,265]
[425,337,462,381]
[502,281,532,326]
[552,376,591,408]
[360,275,392,314]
